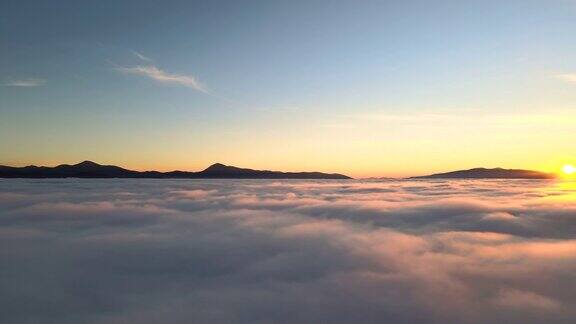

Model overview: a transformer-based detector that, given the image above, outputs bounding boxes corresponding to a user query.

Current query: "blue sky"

[1,0,575,176]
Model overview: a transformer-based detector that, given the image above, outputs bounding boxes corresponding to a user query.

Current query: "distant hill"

[411,167,556,179]
[0,161,351,179]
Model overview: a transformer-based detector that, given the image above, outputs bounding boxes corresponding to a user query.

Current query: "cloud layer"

[1,179,576,323]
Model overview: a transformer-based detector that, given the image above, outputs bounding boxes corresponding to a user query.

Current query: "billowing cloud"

[117,65,208,93]
[1,179,576,323]
[4,78,46,87]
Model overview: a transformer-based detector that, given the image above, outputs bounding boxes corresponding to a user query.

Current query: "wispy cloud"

[117,65,208,93]
[4,78,46,87]
[555,73,576,84]
[132,50,152,62]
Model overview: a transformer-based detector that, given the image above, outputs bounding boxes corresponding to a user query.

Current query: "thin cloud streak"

[117,65,209,93]
[132,50,152,62]
[555,73,576,84]
[4,78,46,87]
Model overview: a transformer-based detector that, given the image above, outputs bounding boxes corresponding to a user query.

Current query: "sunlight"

[541,178,576,202]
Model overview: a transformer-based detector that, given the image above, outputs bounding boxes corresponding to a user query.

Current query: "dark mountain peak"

[198,163,350,179]
[205,163,228,170]
[202,163,245,173]
[0,161,351,179]
[74,161,102,168]
[412,167,556,179]
[199,163,253,175]
[470,167,503,171]
[45,160,135,177]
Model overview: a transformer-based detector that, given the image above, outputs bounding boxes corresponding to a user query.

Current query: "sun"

[562,164,575,175]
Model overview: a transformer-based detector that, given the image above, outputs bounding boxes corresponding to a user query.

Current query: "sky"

[1,0,575,177]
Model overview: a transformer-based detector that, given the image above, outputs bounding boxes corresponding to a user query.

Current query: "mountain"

[0,161,139,178]
[411,168,556,179]
[0,161,351,179]
[196,163,350,179]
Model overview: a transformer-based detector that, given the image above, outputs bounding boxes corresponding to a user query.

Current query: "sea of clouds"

[1,178,576,323]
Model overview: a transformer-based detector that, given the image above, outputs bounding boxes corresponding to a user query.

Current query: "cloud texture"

[4,78,46,87]
[117,65,208,93]
[1,178,576,323]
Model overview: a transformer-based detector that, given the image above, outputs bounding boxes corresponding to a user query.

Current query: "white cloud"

[117,65,208,93]
[4,78,46,87]
[132,50,152,62]
[2,179,576,323]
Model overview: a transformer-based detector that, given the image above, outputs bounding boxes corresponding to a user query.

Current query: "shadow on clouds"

[1,178,576,323]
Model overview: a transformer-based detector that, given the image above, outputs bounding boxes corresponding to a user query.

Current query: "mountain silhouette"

[0,161,351,179]
[412,167,555,179]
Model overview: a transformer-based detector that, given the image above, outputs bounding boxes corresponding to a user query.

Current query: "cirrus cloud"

[4,78,46,87]
[117,65,208,93]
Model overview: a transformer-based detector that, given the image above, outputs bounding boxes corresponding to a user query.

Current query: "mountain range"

[0,162,558,180]
[411,167,556,179]
[0,161,351,179]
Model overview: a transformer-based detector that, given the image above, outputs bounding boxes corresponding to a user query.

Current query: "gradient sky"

[1,0,575,177]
